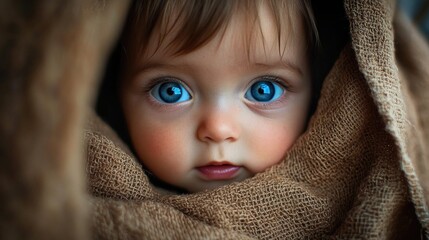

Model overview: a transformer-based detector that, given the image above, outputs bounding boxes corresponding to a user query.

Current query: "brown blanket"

[1,0,429,239]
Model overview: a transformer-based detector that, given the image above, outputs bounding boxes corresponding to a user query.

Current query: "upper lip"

[199,161,236,167]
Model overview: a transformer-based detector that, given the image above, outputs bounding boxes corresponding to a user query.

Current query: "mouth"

[196,162,240,180]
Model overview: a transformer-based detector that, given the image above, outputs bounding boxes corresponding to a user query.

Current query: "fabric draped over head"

[86,0,429,238]
[2,0,429,239]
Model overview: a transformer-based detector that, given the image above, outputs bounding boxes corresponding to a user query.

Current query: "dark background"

[398,0,429,39]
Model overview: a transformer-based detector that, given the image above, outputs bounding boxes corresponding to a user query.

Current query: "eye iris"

[159,82,182,103]
[251,81,274,102]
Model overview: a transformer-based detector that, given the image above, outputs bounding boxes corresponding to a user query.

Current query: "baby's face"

[121,5,311,192]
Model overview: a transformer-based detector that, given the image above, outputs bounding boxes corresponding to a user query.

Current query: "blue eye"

[151,81,192,103]
[245,80,284,102]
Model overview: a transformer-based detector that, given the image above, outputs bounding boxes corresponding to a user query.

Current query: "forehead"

[129,4,308,81]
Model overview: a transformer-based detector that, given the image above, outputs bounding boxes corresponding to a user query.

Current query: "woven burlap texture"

[86,0,429,239]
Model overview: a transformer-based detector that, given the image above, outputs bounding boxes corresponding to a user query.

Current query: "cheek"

[246,119,304,173]
[128,121,190,182]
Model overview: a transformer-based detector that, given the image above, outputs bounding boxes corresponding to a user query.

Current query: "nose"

[196,107,241,143]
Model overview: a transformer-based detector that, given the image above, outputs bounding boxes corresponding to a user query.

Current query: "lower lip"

[197,165,240,180]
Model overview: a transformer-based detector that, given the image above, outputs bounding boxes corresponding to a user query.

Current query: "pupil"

[167,87,180,96]
[167,88,174,95]
[159,82,182,103]
[251,81,274,102]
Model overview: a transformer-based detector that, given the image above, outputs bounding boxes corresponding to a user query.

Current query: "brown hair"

[121,0,318,64]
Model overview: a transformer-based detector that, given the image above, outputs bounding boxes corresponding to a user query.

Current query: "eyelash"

[244,75,291,108]
[142,77,189,94]
[140,76,193,111]
[259,75,290,90]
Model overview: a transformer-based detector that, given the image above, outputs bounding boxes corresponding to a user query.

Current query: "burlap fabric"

[1,0,428,239]
[85,0,429,239]
[0,1,130,239]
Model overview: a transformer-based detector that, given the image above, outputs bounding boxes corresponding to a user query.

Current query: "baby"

[118,0,318,193]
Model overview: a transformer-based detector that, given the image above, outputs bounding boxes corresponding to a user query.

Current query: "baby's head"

[119,0,317,192]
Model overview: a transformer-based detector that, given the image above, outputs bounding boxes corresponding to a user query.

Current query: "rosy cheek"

[131,126,187,180]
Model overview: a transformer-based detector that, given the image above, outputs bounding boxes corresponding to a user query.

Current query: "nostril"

[224,136,236,142]
[197,120,240,143]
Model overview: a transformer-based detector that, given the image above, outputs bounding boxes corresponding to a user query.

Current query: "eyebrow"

[253,60,303,77]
